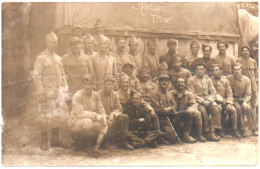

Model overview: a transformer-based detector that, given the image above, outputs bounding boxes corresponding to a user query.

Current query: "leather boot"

[195,118,206,142]
[240,130,247,137]
[252,130,258,136]
[205,131,220,141]
[50,127,67,148]
[233,130,241,138]
[92,133,105,155]
[119,136,134,150]
[40,131,48,151]
[183,132,196,143]
[197,135,207,142]
[132,140,146,148]
[156,136,170,145]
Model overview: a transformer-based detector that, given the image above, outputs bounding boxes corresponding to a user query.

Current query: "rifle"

[157,94,182,144]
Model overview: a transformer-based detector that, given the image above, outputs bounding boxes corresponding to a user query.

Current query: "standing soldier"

[211,64,241,138]
[143,39,160,78]
[186,39,202,69]
[98,75,134,150]
[93,19,105,52]
[33,32,68,150]
[172,77,206,142]
[117,73,131,109]
[128,36,147,70]
[150,74,195,143]
[83,33,96,57]
[236,45,258,125]
[227,64,258,137]
[62,37,94,111]
[213,41,236,76]
[190,44,218,76]
[114,37,135,73]
[160,39,188,69]
[168,56,192,89]
[91,35,117,91]
[68,74,108,154]
[187,63,221,141]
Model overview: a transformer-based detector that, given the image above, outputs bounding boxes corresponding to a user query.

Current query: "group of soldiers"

[33,21,258,155]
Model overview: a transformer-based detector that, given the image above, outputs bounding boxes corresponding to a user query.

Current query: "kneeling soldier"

[68,74,108,154]
[123,90,165,148]
[99,75,134,150]
[150,74,195,144]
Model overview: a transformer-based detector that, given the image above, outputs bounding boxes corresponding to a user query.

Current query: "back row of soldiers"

[33,29,258,154]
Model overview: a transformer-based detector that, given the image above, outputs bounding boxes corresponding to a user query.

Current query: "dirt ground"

[1,135,258,166]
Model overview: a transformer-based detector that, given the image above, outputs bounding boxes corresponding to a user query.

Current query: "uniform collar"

[172,89,188,95]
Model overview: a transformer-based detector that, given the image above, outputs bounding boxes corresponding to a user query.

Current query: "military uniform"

[168,67,192,88]
[213,54,236,76]
[186,54,203,69]
[150,87,194,144]
[159,52,188,69]
[190,57,218,76]
[129,75,143,93]
[117,88,131,109]
[123,100,162,148]
[211,76,239,136]
[33,48,68,150]
[143,53,160,78]
[187,75,222,135]
[129,52,147,70]
[114,52,135,73]
[227,75,257,134]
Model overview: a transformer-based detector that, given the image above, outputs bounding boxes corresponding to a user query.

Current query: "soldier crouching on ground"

[33,32,68,151]
[150,74,196,144]
[211,64,241,138]
[123,90,167,148]
[68,73,108,155]
[172,76,207,142]
[227,64,258,137]
[99,75,134,150]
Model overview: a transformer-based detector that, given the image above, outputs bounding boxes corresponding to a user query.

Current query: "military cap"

[46,32,58,42]
[95,19,104,26]
[158,73,169,80]
[190,39,200,48]
[129,36,138,44]
[139,66,150,75]
[96,34,110,43]
[202,44,212,51]
[217,41,229,49]
[69,37,82,44]
[211,63,222,70]
[83,33,94,41]
[147,38,157,45]
[83,73,96,82]
[240,45,251,52]
[119,73,130,83]
[104,75,116,83]
[122,61,135,68]
[173,56,182,62]
[158,61,168,71]
[167,39,178,45]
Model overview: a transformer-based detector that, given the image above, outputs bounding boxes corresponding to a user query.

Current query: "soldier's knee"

[118,113,128,120]
[193,110,202,119]
[228,106,237,115]
[71,118,93,133]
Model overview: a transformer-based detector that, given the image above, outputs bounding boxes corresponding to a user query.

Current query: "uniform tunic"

[143,53,160,78]
[168,67,192,88]
[213,54,236,76]
[114,52,135,73]
[159,51,188,69]
[190,57,218,76]
[129,52,147,70]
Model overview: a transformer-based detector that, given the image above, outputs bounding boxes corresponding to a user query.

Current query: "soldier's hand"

[242,102,251,110]
[203,100,211,107]
[226,104,232,111]
[38,94,47,103]
[150,110,156,116]
[164,107,172,113]
[139,118,145,122]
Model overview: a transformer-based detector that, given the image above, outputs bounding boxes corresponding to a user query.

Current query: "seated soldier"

[211,64,241,138]
[99,75,134,150]
[172,76,206,142]
[123,90,166,148]
[68,73,108,154]
[169,56,192,89]
[117,73,131,109]
[227,64,258,137]
[121,62,142,93]
[150,74,196,144]
[187,63,221,141]
[153,61,174,91]
[138,66,158,103]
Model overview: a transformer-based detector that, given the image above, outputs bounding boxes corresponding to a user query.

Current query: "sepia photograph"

[1,1,259,166]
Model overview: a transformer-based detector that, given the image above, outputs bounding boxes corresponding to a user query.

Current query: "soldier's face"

[242,48,250,58]
[233,66,242,77]
[132,93,142,106]
[122,65,133,76]
[159,70,168,75]
[84,39,94,51]
[173,60,182,70]
[203,47,212,59]
[212,66,221,77]
[104,81,114,93]
[129,41,138,53]
[140,74,149,82]
[84,81,95,92]
[71,42,81,53]
[117,40,126,51]
[73,28,82,37]
[95,24,104,34]
[159,78,169,89]
[218,43,227,54]
[176,78,186,90]
[120,79,129,91]
[168,43,177,53]
[46,39,57,52]
[98,41,108,52]
[191,45,199,54]
[147,42,157,54]
[196,66,206,77]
